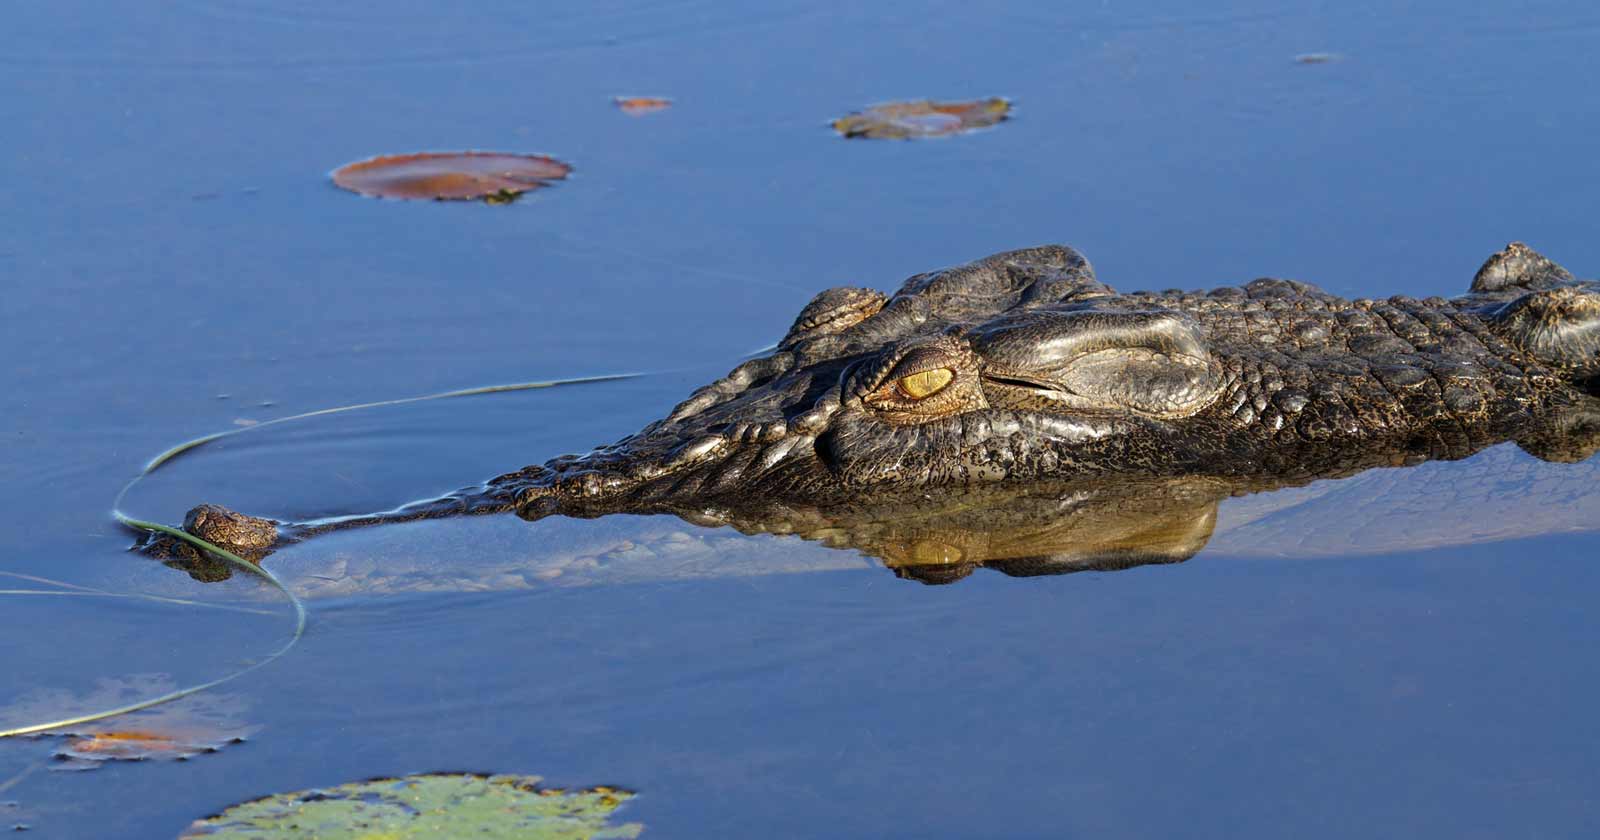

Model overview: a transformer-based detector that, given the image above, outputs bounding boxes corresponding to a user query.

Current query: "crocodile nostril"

[515,493,560,521]
[183,504,278,550]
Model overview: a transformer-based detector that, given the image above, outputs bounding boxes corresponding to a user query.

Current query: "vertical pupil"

[899,368,953,399]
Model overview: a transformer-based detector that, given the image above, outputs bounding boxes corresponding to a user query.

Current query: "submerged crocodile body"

[155,242,1600,580]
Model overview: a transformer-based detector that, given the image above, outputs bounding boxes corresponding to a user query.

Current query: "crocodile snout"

[184,503,279,550]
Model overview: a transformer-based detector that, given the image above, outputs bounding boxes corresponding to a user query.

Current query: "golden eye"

[896,368,954,400]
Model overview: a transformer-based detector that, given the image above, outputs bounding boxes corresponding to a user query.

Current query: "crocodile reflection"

[610,398,1595,586]
[730,476,1228,585]
[152,399,1598,589]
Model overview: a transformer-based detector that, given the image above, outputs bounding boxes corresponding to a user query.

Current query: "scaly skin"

[491,241,1597,513]
[157,242,1599,570]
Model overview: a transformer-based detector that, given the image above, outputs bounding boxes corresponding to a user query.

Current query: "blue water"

[2,1,1597,836]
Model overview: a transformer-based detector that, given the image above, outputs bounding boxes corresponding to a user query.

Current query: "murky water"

[3,1,1598,836]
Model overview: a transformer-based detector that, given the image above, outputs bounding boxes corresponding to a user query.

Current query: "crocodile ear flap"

[1486,286,1600,371]
[1054,342,1222,418]
[1471,242,1576,293]
[780,287,887,349]
[974,308,1224,418]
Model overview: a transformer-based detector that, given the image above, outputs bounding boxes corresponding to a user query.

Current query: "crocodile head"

[501,243,1600,523]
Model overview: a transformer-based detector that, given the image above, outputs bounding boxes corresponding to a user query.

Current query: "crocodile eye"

[858,343,983,424]
[897,368,954,400]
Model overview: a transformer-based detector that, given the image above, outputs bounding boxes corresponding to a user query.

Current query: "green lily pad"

[178,773,643,839]
[832,97,1011,139]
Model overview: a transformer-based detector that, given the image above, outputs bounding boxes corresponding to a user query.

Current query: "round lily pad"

[832,97,1011,139]
[330,152,572,203]
[178,773,642,839]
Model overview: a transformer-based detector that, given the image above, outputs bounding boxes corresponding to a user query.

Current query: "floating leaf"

[54,729,240,770]
[0,675,257,771]
[179,773,643,839]
[330,152,572,202]
[613,96,673,116]
[832,97,1011,139]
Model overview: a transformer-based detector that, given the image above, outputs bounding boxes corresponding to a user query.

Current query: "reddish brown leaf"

[331,151,573,202]
[58,729,230,764]
[0,674,258,771]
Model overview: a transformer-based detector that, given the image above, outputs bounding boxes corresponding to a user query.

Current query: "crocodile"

[148,241,1600,580]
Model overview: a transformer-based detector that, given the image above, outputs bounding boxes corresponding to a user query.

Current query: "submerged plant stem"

[0,758,46,795]
[0,589,278,617]
[1,372,642,740]
[0,518,304,739]
[140,374,639,473]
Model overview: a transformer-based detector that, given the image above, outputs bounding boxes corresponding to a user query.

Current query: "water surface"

[2,1,1598,836]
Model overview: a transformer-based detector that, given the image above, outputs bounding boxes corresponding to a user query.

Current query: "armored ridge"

[494,241,1597,514]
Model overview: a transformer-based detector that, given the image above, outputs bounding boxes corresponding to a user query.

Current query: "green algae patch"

[178,773,643,839]
[832,97,1011,139]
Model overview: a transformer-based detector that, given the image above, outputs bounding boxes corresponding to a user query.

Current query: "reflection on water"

[4,0,824,73]
[137,399,1599,599]
[5,0,1600,836]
